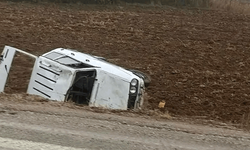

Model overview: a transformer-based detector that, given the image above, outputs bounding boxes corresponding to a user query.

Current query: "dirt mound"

[1,2,250,125]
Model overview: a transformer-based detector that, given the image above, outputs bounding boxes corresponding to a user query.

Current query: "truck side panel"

[27,57,74,101]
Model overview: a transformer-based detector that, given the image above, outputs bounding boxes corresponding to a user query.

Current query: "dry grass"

[210,0,250,14]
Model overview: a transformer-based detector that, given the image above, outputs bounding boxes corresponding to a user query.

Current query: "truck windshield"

[55,56,79,65]
[45,52,63,60]
[44,52,93,68]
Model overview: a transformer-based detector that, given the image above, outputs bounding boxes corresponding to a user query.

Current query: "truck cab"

[0,46,148,110]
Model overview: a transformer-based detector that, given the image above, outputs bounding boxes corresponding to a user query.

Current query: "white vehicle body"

[0,46,146,110]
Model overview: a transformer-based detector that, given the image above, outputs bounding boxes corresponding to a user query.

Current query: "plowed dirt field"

[1,1,250,126]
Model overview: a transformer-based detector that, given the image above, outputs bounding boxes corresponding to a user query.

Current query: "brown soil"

[1,2,250,126]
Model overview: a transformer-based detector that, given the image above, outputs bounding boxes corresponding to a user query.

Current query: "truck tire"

[129,69,151,87]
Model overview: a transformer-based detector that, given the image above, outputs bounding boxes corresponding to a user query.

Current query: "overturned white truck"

[0,46,150,110]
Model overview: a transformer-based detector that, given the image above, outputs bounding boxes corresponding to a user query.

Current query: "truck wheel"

[129,70,151,87]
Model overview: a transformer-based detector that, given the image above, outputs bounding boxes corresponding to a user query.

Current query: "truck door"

[91,70,130,110]
[0,47,16,92]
